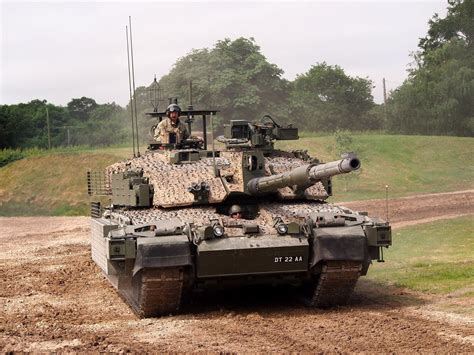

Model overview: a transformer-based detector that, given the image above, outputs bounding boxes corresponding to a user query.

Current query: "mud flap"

[310,226,370,272]
[133,235,192,275]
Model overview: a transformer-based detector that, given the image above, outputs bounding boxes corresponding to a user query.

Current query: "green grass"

[0,134,473,216]
[367,216,474,294]
[276,133,474,201]
[0,146,135,216]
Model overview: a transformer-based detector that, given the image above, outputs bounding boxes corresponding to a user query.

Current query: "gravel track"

[1,191,473,352]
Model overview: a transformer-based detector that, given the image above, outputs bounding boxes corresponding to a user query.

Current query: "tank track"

[307,261,362,307]
[131,267,188,318]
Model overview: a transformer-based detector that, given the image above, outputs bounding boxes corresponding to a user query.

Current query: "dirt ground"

[1,190,473,352]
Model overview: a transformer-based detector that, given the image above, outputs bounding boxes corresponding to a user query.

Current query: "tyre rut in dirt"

[133,267,187,318]
[308,261,362,307]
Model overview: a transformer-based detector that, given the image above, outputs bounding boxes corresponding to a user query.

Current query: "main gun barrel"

[308,155,360,180]
[247,155,360,195]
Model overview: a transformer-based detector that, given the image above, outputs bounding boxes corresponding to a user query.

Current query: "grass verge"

[367,216,474,295]
[0,147,133,216]
[276,134,474,201]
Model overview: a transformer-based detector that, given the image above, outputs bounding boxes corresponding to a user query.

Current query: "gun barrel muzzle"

[308,156,360,181]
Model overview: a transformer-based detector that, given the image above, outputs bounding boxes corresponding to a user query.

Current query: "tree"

[67,97,98,121]
[0,98,130,149]
[0,100,52,148]
[419,0,473,57]
[290,63,377,131]
[73,103,127,146]
[157,37,290,129]
[386,0,473,136]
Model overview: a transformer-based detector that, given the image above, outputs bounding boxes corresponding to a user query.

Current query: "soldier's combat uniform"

[154,118,189,144]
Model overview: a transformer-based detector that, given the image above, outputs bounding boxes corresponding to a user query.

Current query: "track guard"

[310,225,370,269]
[133,235,192,275]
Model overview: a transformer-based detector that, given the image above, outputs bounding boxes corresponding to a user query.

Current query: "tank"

[87,104,391,317]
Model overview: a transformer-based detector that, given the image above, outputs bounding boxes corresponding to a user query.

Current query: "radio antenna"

[186,80,194,134]
[210,112,218,177]
[129,16,140,156]
[125,25,136,157]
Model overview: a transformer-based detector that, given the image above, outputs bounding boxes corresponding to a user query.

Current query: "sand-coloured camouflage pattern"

[116,201,353,237]
[106,151,228,207]
[219,151,245,193]
[105,149,329,208]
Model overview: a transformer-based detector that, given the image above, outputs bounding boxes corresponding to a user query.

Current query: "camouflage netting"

[105,150,328,208]
[116,202,353,236]
[106,151,228,207]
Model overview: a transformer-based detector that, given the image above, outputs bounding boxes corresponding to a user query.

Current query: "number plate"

[274,256,304,263]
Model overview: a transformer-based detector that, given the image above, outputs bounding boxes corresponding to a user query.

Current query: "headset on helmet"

[166,104,181,117]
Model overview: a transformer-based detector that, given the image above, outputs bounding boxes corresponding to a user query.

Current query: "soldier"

[229,205,243,219]
[154,104,189,144]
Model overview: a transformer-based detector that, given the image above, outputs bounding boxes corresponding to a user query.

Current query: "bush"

[0,149,26,167]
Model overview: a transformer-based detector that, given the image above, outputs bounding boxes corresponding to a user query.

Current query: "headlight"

[213,224,224,237]
[276,223,288,235]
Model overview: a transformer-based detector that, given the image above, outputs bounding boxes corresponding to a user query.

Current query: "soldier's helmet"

[166,104,181,117]
[229,205,243,216]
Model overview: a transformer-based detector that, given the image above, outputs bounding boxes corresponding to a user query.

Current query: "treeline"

[156,0,472,136]
[156,39,379,132]
[386,0,473,136]
[0,98,129,149]
[156,0,474,136]
[1,0,471,150]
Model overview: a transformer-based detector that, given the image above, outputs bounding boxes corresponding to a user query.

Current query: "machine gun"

[247,153,360,195]
[218,115,299,150]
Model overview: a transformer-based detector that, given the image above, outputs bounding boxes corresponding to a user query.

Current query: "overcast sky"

[1,1,447,106]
